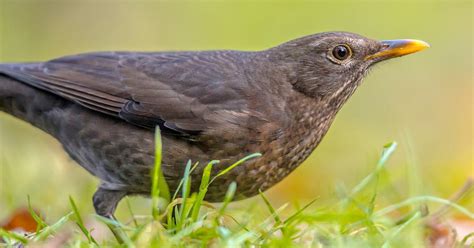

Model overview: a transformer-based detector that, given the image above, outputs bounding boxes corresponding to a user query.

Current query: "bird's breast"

[231,94,335,196]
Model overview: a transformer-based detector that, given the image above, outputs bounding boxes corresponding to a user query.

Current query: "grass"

[1,136,473,247]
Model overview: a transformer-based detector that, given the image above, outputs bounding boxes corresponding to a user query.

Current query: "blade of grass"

[69,196,98,245]
[260,190,290,237]
[170,220,204,243]
[151,127,170,219]
[259,190,282,225]
[431,178,473,219]
[284,197,319,225]
[33,212,72,241]
[183,193,197,223]
[404,134,423,198]
[171,161,200,201]
[94,215,135,231]
[176,160,192,230]
[95,215,134,246]
[27,195,47,231]
[223,213,252,233]
[125,197,139,228]
[361,173,384,236]
[129,223,149,242]
[252,203,289,242]
[461,232,474,246]
[350,142,397,196]
[227,230,259,247]
[218,182,237,216]
[375,195,474,219]
[381,210,422,248]
[210,153,262,184]
[191,160,219,221]
[0,228,29,244]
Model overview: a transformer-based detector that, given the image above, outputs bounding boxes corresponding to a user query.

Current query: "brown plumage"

[0,32,428,216]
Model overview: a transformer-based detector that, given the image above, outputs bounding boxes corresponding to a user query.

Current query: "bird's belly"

[45,104,327,201]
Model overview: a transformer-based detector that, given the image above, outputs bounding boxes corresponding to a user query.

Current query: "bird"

[0,32,429,217]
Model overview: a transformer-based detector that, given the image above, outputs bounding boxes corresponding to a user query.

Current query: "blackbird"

[0,32,429,217]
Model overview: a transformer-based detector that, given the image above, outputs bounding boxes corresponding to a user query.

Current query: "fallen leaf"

[1,207,40,233]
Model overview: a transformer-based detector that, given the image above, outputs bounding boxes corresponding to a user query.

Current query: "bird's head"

[271,32,429,104]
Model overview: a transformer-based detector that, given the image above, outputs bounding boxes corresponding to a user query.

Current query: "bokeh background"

[0,0,472,220]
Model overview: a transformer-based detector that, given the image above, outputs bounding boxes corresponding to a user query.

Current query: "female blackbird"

[0,32,429,216]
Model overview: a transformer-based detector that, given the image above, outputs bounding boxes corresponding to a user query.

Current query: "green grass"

[1,138,473,247]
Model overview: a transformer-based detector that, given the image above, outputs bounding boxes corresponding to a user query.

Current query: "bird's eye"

[332,44,352,61]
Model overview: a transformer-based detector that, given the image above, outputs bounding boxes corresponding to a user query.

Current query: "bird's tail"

[0,73,67,135]
[0,74,36,120]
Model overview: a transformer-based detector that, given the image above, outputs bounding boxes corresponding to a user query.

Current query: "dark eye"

[332,44,352,61]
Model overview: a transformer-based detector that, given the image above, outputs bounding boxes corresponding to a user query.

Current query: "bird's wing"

[0,51,254,137]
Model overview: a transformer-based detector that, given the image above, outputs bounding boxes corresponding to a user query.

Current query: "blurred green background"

[0,0,472,219]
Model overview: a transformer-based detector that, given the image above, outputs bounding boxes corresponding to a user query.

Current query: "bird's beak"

[365,39,430,61]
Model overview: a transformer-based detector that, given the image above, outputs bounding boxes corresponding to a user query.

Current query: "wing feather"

[0,51,254,137]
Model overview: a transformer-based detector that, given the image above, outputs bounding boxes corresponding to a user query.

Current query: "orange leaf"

[1,208,40,233]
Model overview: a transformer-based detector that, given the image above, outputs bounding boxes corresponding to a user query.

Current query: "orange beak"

[365,39,430,61]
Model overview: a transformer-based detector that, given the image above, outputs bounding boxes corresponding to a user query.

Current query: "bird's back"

[0,50,297,200]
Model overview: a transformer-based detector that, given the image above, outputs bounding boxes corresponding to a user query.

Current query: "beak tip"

[415,39,430,49]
